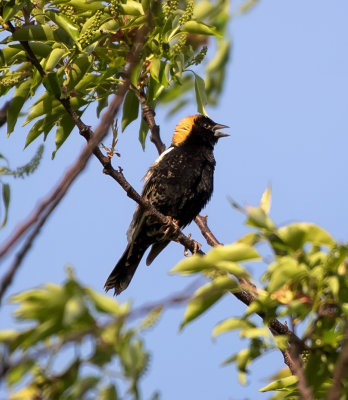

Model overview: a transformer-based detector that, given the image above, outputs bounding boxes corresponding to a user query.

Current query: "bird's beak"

[213,123,230,138]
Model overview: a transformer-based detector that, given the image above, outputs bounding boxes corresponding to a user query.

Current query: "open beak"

[213,123,230,139]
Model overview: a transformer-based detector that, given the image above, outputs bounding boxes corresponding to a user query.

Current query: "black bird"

[105,114,229,294]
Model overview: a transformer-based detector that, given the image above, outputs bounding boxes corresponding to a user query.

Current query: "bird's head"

[171,114,229,148]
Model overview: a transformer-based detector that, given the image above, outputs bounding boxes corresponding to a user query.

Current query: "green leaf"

[85,287,125,316]
[266,257,308,293]
[206,40,230,72]
[42,71,61,96]
[70,376,100,397]
[0,330,19,343]
[65,55,92,90]
[0,183,10,229]
[52,114,75,159]
[45,10,80,41]
[11,25,72,44]
[326,276,339,298]
[44,48,67,71]
[99,384,118,400]
[7,79,31,136]
[2,1,25,22]
[278,223,335,250]
[121,90,139,132]
[7,359,35,387]
[214,261,251,278]
[183,21,221,37]
[119,1,144,15]
[171,243,259,275]
[180,276,237,329]
[25,115,56,148]
[246,206,276,230]
[27,42,52,58]
[260,186,271,214]
[213,318,255,338]
[150,57,161,82]
[193,72,207,115]
[139,117,149,149]
[62,295,88,326]
[259,375,298,392]
[63,0,104,10]
[205,243,261,264]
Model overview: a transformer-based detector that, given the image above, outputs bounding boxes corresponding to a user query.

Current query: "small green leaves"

[42,71,61,96]
[11,25,72,44]
[119,1,144,15]
[180,276,237,329]
[259,376,298,392]
[278,222,334,250]
[2,0,230,152]
[139,117,149,149]
[45,10,80,42]
[0,183,10,229]
[2,269,153,399]
[171,243,259,276]
[193,72,208,115]
[121,90,139,132]
[183,21,220,37]
[212,318,255,338]
[7,79,31,136]
[44,48,67,71]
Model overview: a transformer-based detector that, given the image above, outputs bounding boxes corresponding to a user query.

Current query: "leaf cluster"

[0,145,44,229]
[1,0,230,152]
[0,267,157,400]
[172,189,348,398]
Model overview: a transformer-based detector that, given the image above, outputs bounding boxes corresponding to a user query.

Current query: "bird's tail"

[104,242,148,295]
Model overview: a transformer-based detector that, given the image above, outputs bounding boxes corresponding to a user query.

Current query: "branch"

[138,101,307,373]
[326,325,348,400]
[0,22,151,297]
[131,86,165,155]
[286,346,315,400]
[194,214,222,246]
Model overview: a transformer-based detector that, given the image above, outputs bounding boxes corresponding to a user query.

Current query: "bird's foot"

[160,216,180,239]
[184,234,201,257]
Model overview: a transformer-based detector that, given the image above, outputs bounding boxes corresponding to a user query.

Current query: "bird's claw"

[184,234,201,257]
[160,216,180,239]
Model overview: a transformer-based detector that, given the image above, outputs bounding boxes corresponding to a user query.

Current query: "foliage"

[0,145,44,228]
[0,267,158,400]
[0,0,230,152]
[172,188,348,398]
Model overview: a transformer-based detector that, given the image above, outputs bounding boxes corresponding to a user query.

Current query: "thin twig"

[194,214,222,246]
[0,276,204,380]
[138,101,307,373]
[131,86,165,155]
[0,23,150,297]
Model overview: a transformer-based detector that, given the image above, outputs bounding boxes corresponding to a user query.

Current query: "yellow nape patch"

[172,115,198,146]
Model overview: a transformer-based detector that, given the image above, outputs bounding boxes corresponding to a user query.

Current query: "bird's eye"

[203,122,210,129]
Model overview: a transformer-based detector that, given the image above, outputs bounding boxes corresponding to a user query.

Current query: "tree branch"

[286,346,315,400]
[131,86,166,155]
[137,100,307,374]
[326,325,348,400]
[0,22,151,297]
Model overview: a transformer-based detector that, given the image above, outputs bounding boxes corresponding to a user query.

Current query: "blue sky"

[1,1,348,398]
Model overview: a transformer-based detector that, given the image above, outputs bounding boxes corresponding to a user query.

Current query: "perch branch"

[326,325,348,400]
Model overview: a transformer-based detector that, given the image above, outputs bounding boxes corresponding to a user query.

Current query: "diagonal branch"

[131,86,165,155]
[326,325,348,400]
[136,98,307,374]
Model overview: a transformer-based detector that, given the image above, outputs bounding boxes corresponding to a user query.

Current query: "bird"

[104,114,229,295]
